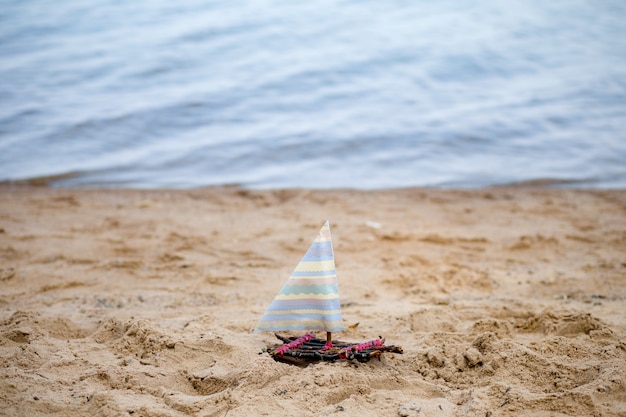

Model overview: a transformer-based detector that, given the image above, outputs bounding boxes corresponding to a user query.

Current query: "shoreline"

[1,185,625,416]
[2,170,623,190]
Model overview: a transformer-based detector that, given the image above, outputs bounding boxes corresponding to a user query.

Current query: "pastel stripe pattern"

[255,221,344,332]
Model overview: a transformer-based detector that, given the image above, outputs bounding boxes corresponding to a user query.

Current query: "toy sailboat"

[255,221,402,365]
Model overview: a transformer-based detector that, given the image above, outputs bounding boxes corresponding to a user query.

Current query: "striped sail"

[254,220,344,332]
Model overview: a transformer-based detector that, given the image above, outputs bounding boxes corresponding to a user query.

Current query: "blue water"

[1,0,625,189]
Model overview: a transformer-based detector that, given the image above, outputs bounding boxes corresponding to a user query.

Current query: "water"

[1,0,625,189]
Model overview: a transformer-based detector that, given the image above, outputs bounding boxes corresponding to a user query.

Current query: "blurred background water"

[1,0,625,189]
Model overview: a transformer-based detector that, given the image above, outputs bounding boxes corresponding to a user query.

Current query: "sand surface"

[1,185,625,416]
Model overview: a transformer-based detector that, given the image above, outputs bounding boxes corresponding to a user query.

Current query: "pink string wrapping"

[274,333,313,357]
[339,338,385,359]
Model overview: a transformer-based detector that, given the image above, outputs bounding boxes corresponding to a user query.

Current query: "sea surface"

[1,0,625,189]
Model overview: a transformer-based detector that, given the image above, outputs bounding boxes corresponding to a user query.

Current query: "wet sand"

[1,185,625,416]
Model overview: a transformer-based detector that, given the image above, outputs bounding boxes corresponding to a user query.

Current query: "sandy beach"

[1,185,624,416]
